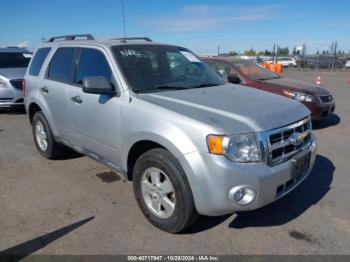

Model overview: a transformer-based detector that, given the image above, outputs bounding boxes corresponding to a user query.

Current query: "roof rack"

[111,37,152,42]
[47,34,94,42]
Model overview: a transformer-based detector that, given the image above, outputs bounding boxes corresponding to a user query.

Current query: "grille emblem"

[289,132,304,146]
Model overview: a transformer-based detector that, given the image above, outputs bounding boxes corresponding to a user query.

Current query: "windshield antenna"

[121,0,127,39]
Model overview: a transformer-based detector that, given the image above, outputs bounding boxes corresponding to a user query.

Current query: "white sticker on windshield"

[120,49,141,57]
[22,53,32,58]
[180,51,201,63]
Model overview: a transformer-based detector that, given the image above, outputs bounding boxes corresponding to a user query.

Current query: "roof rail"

[111,37,152,42]
[47,34,94,42]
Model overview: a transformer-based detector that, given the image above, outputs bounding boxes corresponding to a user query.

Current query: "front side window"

[47,47,76,83]
[76,48,113,86]
[29,48,50,76]
[214,61,232,81]
[233,61,280,81]
[112,45,223,93]
[0,52,32,69]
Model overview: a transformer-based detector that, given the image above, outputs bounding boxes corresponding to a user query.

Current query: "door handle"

[41,86,49,94]
[71,95,82,104]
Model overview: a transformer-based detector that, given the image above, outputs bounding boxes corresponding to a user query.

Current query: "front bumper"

[178,136,317,216]
[0,88,24,108]
[306,101,335,120]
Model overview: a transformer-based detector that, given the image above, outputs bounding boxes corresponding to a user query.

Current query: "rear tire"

[133,148,198,233]
[32,111,65,159]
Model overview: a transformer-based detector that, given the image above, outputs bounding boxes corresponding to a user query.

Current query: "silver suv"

[24,34,317,233]
[0,47,31,109]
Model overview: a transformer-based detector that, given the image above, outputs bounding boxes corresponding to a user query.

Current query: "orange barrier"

[316,76,322,85]
[262,63,283,73]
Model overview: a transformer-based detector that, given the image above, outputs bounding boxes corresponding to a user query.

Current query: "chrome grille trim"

[263,117,312,166]
[319,94,333,103]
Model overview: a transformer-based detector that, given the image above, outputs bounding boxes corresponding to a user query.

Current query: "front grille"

[319,94,333,103]
[266,117,312,165]
[10,79,23,90]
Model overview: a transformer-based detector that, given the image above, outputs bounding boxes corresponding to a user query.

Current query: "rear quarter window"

[28,48,51,76]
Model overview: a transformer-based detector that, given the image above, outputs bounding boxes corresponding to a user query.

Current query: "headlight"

[283,90,317,103]
[0,76,9,88]
[207,133,261,162]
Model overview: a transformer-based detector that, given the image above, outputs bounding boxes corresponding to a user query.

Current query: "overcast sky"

[1,0,350,54]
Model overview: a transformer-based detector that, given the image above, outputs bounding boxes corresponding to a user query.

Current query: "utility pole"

[302,43,306,70]
[329,41,334,71]
[217,46,220,56]
[121,0,126,38]
[331,41,337,72]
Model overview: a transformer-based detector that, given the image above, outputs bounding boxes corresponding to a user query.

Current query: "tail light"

[22,79,26,96]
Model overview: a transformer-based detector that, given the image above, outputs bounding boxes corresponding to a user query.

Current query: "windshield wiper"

[189,83,220,88]
[136,85,187,93]
[257,76,281,81]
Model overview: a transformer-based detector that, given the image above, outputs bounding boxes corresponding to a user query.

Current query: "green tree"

[277,46,289,56]
[228,50,238,56]
[264,49,272,56]
[292,47,300,55]
[243,49,257,56]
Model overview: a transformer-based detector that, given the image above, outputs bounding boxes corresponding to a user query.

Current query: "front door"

[68,47,123,168]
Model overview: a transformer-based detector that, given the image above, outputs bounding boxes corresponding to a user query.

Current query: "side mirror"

[227,74,242,84]
[82,76,114,95]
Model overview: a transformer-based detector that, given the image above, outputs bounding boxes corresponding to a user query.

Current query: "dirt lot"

[0,70,350,255]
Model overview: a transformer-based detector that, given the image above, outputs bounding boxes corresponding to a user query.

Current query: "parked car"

[203,57,335,121]
[265,57,297,67]
[25,34,316,233]
[297,55,344,69]
[345,60,350,69]
[0,47,31,109]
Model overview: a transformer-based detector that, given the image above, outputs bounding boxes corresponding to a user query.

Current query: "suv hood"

[139,84,310,134]
[0,68,27,79]
[263,77,330,95]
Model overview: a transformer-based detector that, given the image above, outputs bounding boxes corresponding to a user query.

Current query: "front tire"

[32,111,64,159]
[133,148,198,233]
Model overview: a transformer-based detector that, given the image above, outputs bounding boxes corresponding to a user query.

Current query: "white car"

[265,57,297,67]
[345,60,350,69]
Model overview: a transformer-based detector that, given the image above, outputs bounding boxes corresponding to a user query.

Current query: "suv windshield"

[0,52,31,68]
[112,45,224,93]
[233,60,280,81]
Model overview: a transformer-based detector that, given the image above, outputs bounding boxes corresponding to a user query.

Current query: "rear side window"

[47,48,76,83]
[28,48,51,76]
[76,48,112,85]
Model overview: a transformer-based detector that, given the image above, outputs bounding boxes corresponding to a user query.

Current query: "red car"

[203,57,335,121]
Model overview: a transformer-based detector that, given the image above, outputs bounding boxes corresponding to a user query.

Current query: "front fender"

[122,128,199,172]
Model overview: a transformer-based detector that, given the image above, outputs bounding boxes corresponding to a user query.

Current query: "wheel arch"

[28,102,43,123]
[125,134,191,181]
[27,101,58,137]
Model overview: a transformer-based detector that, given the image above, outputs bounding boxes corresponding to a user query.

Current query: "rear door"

[68,47,122,167]
[38,47,78,136]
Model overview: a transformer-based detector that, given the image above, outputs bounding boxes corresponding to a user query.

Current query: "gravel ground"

[0,70,349,255]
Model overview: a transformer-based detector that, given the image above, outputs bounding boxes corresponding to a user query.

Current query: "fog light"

[228,186,256,206]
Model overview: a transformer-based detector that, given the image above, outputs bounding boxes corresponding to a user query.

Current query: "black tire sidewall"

[133,148,197,233]
[32,111,55,158]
